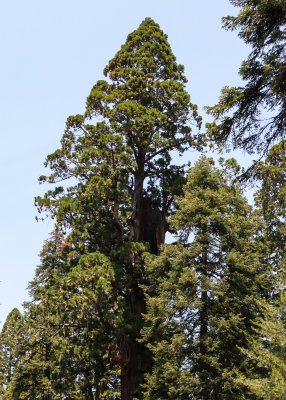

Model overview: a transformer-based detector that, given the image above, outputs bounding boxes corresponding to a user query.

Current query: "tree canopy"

[5,17,203,400]
[142,157,266,399]
[207,0,286,159]
[2,4,286,400]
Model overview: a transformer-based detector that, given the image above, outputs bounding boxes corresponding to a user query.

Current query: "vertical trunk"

[120,162,168,399]
[120,283,151,400]
[120,338,147,400]
[141,197,167,255]
[44,342,51,380]
[131,162,168,253]
[131,170,144,242]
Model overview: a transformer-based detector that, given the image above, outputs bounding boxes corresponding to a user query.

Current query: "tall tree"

[142,157,266,399]
[15,18,203,400]
[207,0,286,161]
[236,140,286,399]
[254,140,286,265]
[236,288,286,400]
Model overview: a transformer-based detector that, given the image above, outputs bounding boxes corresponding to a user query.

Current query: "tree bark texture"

[119,175,167,399]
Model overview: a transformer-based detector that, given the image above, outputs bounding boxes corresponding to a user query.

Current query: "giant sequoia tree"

[3,6,286,399]
[10,18,202,400]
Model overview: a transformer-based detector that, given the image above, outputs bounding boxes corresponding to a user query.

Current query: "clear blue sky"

[0,0,251,327]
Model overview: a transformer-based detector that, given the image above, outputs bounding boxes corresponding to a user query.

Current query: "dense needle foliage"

[141,157,266,399]
[1,2,286,399]
[1,18,203,400]
[207,0,286,159]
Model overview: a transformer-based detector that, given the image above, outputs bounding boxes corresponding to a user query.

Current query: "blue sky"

[0,0,251,326]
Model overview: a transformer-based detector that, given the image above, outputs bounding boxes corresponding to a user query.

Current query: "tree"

[0,308,23,397]
[7,234,81,400]
[142,157,267,399]
[207,0,286,161]
[13,18,203,400]
[236,288,286,400]
[205,2,286,391]
[254,140,286,265]
[236,140,286,399]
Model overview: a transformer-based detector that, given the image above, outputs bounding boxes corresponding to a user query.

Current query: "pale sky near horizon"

[0,0,252,327]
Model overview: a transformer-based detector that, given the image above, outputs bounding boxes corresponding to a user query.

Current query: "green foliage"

[0,308,23,397]
[207,0,286,159]
[236,139,286,399]
[12,233,121,399]
[142,157,266,399]
[6,10,286,399]
[254,140,286,260]
[237,287,286,400]
[8,18,203,400]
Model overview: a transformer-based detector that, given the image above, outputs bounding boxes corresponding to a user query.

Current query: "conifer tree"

[0,308,23,397]
[142,157,266,399]
[12,18,202,400]
[207,0,286,160]
[254,140,286,266]
[236,141,286,399]
[236,289,286,400]
[7,234,80,399]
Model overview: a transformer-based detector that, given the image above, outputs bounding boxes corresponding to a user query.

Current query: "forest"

[0,0,286,399]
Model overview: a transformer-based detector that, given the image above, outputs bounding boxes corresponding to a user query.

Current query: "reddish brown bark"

[119,168,168,399]
[120,284,152,400]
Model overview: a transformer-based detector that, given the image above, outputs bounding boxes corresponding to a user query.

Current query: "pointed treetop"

[1,308,22,330]
[104,17,186,83]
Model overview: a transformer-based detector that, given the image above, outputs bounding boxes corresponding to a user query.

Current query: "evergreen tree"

[142,157,266,399]
[7,234,80,399]
[254,140,286,265]
[236,288,286,400]
[204,1,286,392]
[237,140,286,399]
[0,308,23,397]
[207,0,286,160]
[12,18,202,400]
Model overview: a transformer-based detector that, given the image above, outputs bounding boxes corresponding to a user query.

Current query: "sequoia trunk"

[120,173,167,399]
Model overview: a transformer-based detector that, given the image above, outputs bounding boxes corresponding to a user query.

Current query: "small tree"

[0,308,23,396]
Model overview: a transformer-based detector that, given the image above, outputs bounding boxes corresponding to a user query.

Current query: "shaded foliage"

[142,157,267,399]
[207,0,286,163]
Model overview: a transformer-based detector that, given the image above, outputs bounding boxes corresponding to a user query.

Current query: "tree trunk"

[131,171,144,242]
[120,338,147,400]
[120,283,151,400]
[120,165,168,399]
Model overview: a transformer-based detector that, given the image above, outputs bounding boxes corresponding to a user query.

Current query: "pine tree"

[12,18,203,400]
[207,0,286,160]
[142,157,266,399]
